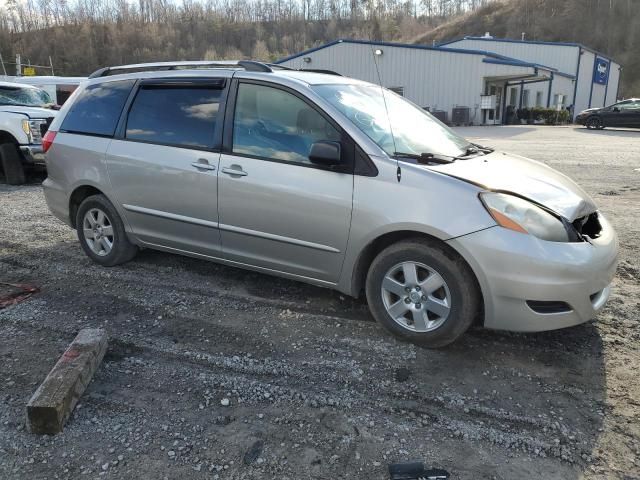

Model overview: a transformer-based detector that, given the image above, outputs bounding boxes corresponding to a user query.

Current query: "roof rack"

[88,60,291,79]
[298,69,342,76]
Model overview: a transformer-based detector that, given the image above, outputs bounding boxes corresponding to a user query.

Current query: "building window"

[509,87,518,106]
[388,86,404,96]
[522,89,530,108]
[536,91,543,107]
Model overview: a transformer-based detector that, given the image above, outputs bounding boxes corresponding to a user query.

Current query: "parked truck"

[0,81,57,184]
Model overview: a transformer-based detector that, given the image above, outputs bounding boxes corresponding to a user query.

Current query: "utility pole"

[15,54,21,76]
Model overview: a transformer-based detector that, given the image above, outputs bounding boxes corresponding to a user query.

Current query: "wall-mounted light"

[374,49,383,56]
[303,57,311,63]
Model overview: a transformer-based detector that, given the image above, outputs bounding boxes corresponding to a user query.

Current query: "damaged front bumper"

[447,213,619,332]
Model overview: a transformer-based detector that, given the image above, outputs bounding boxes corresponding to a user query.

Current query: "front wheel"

[585,116,604,130]
[0,143,26,185]
[76,194,138,266]
[365,239,480,347]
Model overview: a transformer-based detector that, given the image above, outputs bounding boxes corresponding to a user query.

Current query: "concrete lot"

[0,125,639,479]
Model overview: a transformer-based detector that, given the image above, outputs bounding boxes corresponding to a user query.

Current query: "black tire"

[365,238,480,348]
[585,116,603,130]
[76,194,138,266]
[0,143,26,185]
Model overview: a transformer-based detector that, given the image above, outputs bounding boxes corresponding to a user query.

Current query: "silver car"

[42,61,618,347]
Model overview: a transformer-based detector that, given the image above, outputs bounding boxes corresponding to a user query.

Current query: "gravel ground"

[0,125,638,480]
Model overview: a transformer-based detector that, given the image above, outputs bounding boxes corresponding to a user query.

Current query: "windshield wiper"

[470,142,494,154]
[393,152,455,164]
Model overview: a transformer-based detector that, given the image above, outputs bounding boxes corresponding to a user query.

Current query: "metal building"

[439,36,622,121]
[276,37,620,125]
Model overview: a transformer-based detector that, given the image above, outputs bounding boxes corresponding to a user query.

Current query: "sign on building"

[593,58,610,85]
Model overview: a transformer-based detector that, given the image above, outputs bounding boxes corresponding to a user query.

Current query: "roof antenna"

[366,35,401,182]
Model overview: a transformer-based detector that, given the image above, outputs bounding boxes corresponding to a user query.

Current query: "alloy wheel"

[380,261,452,332]
[82,208,114,256]
[586,117,602,129]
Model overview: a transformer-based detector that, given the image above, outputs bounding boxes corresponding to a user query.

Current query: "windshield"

[313,83,470,158]
[0,85,53,107]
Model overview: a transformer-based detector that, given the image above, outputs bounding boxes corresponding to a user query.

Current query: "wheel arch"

[349,230,483,309]
[0,130,20,146]
[69,185,106,228]
[586,114,604,127]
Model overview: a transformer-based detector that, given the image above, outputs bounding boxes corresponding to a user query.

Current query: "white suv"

[0,81,57,184]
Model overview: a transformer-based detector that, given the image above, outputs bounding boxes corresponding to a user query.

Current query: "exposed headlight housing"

[480,192,570,242]
[21,118,48,144]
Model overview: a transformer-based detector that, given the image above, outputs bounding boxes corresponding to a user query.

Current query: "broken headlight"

[480,192,570,242]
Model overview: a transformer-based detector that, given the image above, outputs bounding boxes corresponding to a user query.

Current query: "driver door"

[603,100,631,127]
[218,81,354,283]
[617,100,640,127]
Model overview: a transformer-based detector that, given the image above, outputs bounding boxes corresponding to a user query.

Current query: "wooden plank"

[26,328,108,435]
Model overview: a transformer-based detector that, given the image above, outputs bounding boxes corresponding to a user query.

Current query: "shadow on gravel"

[135,245,607,474]
[575,127,640,137]
[412,322,606,478]
[134,248,373,321]
[0,168,46,186]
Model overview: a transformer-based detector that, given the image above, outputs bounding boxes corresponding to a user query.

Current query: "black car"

[575,98,640,129]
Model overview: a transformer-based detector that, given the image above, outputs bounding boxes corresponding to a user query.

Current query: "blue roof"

[275,38,574,78]
[437,36,616,64]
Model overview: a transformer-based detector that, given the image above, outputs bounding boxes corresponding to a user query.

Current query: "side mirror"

[612,107,620,112]
[309,141,342,166]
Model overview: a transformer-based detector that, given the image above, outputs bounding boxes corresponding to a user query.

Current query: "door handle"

[191,159,216,171]
[222,166,248,177]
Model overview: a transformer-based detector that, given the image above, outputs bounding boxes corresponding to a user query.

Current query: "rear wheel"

[0,143,26,185]
[585,116,604,130]
[76,194,138,266]
[365,238,480,347]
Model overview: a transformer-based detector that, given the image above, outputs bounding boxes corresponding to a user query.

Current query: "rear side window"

[125,86,222,149]
[61,80,134,137]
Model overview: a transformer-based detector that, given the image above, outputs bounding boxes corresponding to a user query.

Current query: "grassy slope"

[407,0,639,98]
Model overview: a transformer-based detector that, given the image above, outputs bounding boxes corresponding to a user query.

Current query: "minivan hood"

[426,152,597,221]
[0,105,57,118]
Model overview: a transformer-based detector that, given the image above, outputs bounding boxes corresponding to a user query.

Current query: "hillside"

[409,0,640,97]
[0,0,638,96]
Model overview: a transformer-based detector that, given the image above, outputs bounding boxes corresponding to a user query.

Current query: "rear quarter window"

[61,80,134,137]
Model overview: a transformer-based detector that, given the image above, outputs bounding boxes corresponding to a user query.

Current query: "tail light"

[42,131,57,153]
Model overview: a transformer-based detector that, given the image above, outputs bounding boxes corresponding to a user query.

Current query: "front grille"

[40,117,54,137]
[526,300,573,314]
[572,212,602,239]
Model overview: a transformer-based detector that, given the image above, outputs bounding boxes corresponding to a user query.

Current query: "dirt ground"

[0,125,638,480]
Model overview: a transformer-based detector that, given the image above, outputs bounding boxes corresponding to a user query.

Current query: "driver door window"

[619,101,640,111]
[232,83,340,165]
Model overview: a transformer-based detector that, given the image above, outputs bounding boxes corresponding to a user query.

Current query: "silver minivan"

[42,61,618,347]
